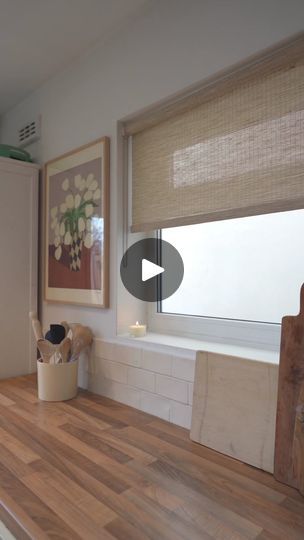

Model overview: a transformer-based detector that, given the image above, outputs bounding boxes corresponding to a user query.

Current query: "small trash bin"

[37,359,78,401]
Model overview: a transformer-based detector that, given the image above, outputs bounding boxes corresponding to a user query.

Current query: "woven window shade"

[128,33,304,232]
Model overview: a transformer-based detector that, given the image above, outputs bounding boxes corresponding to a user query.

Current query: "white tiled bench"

[80,337,196,428]
[78,335,279,446]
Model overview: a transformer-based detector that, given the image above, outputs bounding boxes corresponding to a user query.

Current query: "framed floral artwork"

[45,137,109,307]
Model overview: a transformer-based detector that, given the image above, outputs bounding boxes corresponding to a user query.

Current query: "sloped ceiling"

[0,0,150,114]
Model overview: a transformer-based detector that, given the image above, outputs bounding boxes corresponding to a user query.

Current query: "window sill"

[114,332,279,364]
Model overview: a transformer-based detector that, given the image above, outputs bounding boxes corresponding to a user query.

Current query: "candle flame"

[136,321,139,326]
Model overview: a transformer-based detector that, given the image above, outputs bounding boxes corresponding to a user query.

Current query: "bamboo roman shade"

[127,33,304,232]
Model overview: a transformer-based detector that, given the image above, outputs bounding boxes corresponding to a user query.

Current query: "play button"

[142,259,164,282]
[120,238,184,302]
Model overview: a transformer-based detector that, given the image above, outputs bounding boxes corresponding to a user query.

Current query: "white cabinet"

[0,157,39,378]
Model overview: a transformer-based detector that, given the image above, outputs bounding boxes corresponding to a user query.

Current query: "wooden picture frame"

[44,137,109,308]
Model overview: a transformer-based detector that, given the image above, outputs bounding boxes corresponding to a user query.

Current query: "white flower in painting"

[64,231,72,245]
[55,245,62,260]
[93,188,101,201]
[78,217,85,233]
[74,174,82,189]
[54,236,60,247]
[84,233,93,249]
[51,206,58,219]
[86,173,94,188]
[84,190,93,201]
[52,169,100,268]
[60,222,65,236]
[85,204,94,218]
[66,194,74,209]
[74,193,81,209]
[79,177,86,191]
[62,178,69,191]
[90,180,98,192]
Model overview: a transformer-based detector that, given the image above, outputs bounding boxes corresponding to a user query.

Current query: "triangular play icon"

[142,259,165,282]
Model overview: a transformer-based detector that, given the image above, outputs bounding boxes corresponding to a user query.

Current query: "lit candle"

[129,321,147,338]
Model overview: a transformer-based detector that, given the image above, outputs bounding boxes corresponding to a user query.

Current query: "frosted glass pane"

[161,210,304,324]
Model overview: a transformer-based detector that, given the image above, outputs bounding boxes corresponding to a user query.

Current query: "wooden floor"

[0,376,303,540]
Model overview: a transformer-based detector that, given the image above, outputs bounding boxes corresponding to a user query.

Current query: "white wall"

[1,0,304,340]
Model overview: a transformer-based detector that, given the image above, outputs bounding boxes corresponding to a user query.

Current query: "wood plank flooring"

[0,375,303,540]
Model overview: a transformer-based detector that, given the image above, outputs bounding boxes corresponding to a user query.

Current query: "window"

[125,34,304,348]
[160,209,304,325]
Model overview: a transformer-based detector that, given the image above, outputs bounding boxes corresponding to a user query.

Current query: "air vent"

[18,116,41,148]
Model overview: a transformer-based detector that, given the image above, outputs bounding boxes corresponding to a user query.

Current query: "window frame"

[146,228,281,351]
[148,299,281,350]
